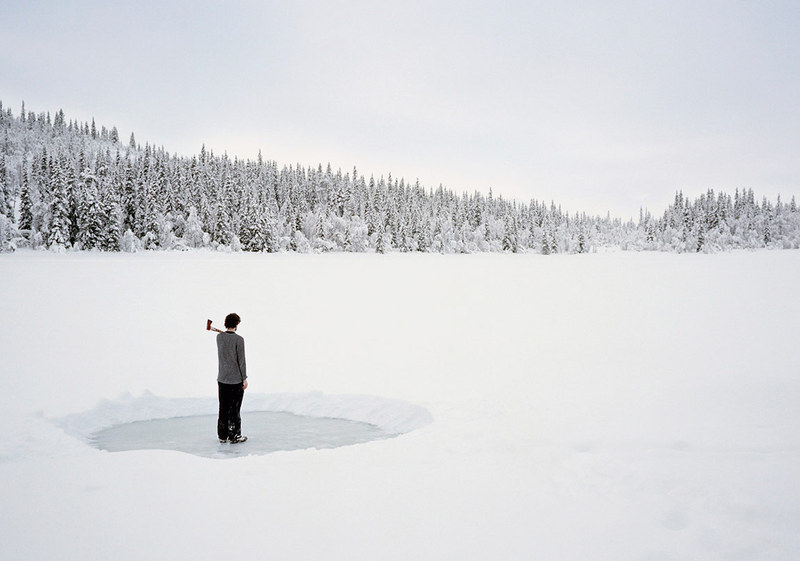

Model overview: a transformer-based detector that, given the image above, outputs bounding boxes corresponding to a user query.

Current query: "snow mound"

[56,391,433,444]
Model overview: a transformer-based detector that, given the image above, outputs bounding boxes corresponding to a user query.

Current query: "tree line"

[1,100,798,254]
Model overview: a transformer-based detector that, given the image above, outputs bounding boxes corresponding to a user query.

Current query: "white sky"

[2,0,799,217]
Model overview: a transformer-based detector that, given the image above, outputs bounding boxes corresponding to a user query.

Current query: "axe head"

[206,319,212,331]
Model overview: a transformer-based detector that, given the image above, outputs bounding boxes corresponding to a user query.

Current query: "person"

[216,313,248,443]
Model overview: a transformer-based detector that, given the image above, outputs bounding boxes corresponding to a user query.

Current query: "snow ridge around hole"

[55,391,433,450]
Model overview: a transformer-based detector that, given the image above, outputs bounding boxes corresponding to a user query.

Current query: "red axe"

[206,319,223,333]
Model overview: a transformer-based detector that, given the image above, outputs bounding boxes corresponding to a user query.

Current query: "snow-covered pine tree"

[212,203,232,247]
[0,151,15,251]
[154,213,177,250]
[243,212,267,252]
[99,197,121,251]
[47,156,70,250]
[77,180,103,250]
[577,226,587,254]
[19,166,33,234]
[65,159,83,246]
[120,228,140,252]
[0,154,10,219]
[183,206,206,249]
[120,159,138,235]
[0,213,14,252]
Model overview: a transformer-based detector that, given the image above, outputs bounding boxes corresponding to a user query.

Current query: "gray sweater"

[216,331,247,384]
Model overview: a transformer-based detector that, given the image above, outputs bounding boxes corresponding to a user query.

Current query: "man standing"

[216,313,248,443]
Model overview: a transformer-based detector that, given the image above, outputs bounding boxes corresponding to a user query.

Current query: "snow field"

[1,250,799,560]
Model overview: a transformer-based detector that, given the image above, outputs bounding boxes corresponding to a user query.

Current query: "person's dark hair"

[224,313,241,329]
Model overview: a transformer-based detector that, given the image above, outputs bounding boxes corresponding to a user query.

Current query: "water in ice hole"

[91,411,397,459]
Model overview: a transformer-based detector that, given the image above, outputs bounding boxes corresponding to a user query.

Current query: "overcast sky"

[2,0,799,217]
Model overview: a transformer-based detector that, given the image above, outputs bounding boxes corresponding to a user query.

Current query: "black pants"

[217,382,244,441]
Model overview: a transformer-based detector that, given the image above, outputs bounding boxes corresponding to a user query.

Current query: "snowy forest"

[1,100,799,254]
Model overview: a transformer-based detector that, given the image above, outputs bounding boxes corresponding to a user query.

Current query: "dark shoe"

[219,438,228,444]
[229,435,248,444]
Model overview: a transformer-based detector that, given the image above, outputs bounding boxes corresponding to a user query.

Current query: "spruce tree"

[376,223,388,253]
[212,205,231,246]
[100,199,121,251]
[0,213,13,252]
[19,169,33,232]
[244,213,267,252]
[121,161,137,234]
[78,183,103,249]
[0,154,9,219]
[183,206,206,248]
[577,227,587,253]
[48,159,70,249]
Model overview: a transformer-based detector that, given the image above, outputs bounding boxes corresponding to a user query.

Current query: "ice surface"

[91,411,396,459]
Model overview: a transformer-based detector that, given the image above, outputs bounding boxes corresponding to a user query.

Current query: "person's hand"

[243,379,248,390]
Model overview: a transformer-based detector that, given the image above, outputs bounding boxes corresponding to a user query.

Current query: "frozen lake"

[3,251,800,561]
[91,411,397,459]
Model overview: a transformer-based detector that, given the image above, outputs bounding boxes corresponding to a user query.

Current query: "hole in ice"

[90,411,397,459]
[60,391,432,460]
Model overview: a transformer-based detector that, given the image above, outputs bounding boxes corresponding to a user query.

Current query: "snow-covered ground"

[1,250,799,560]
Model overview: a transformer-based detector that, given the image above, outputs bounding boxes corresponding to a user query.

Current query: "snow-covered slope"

[1,250,799,560]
